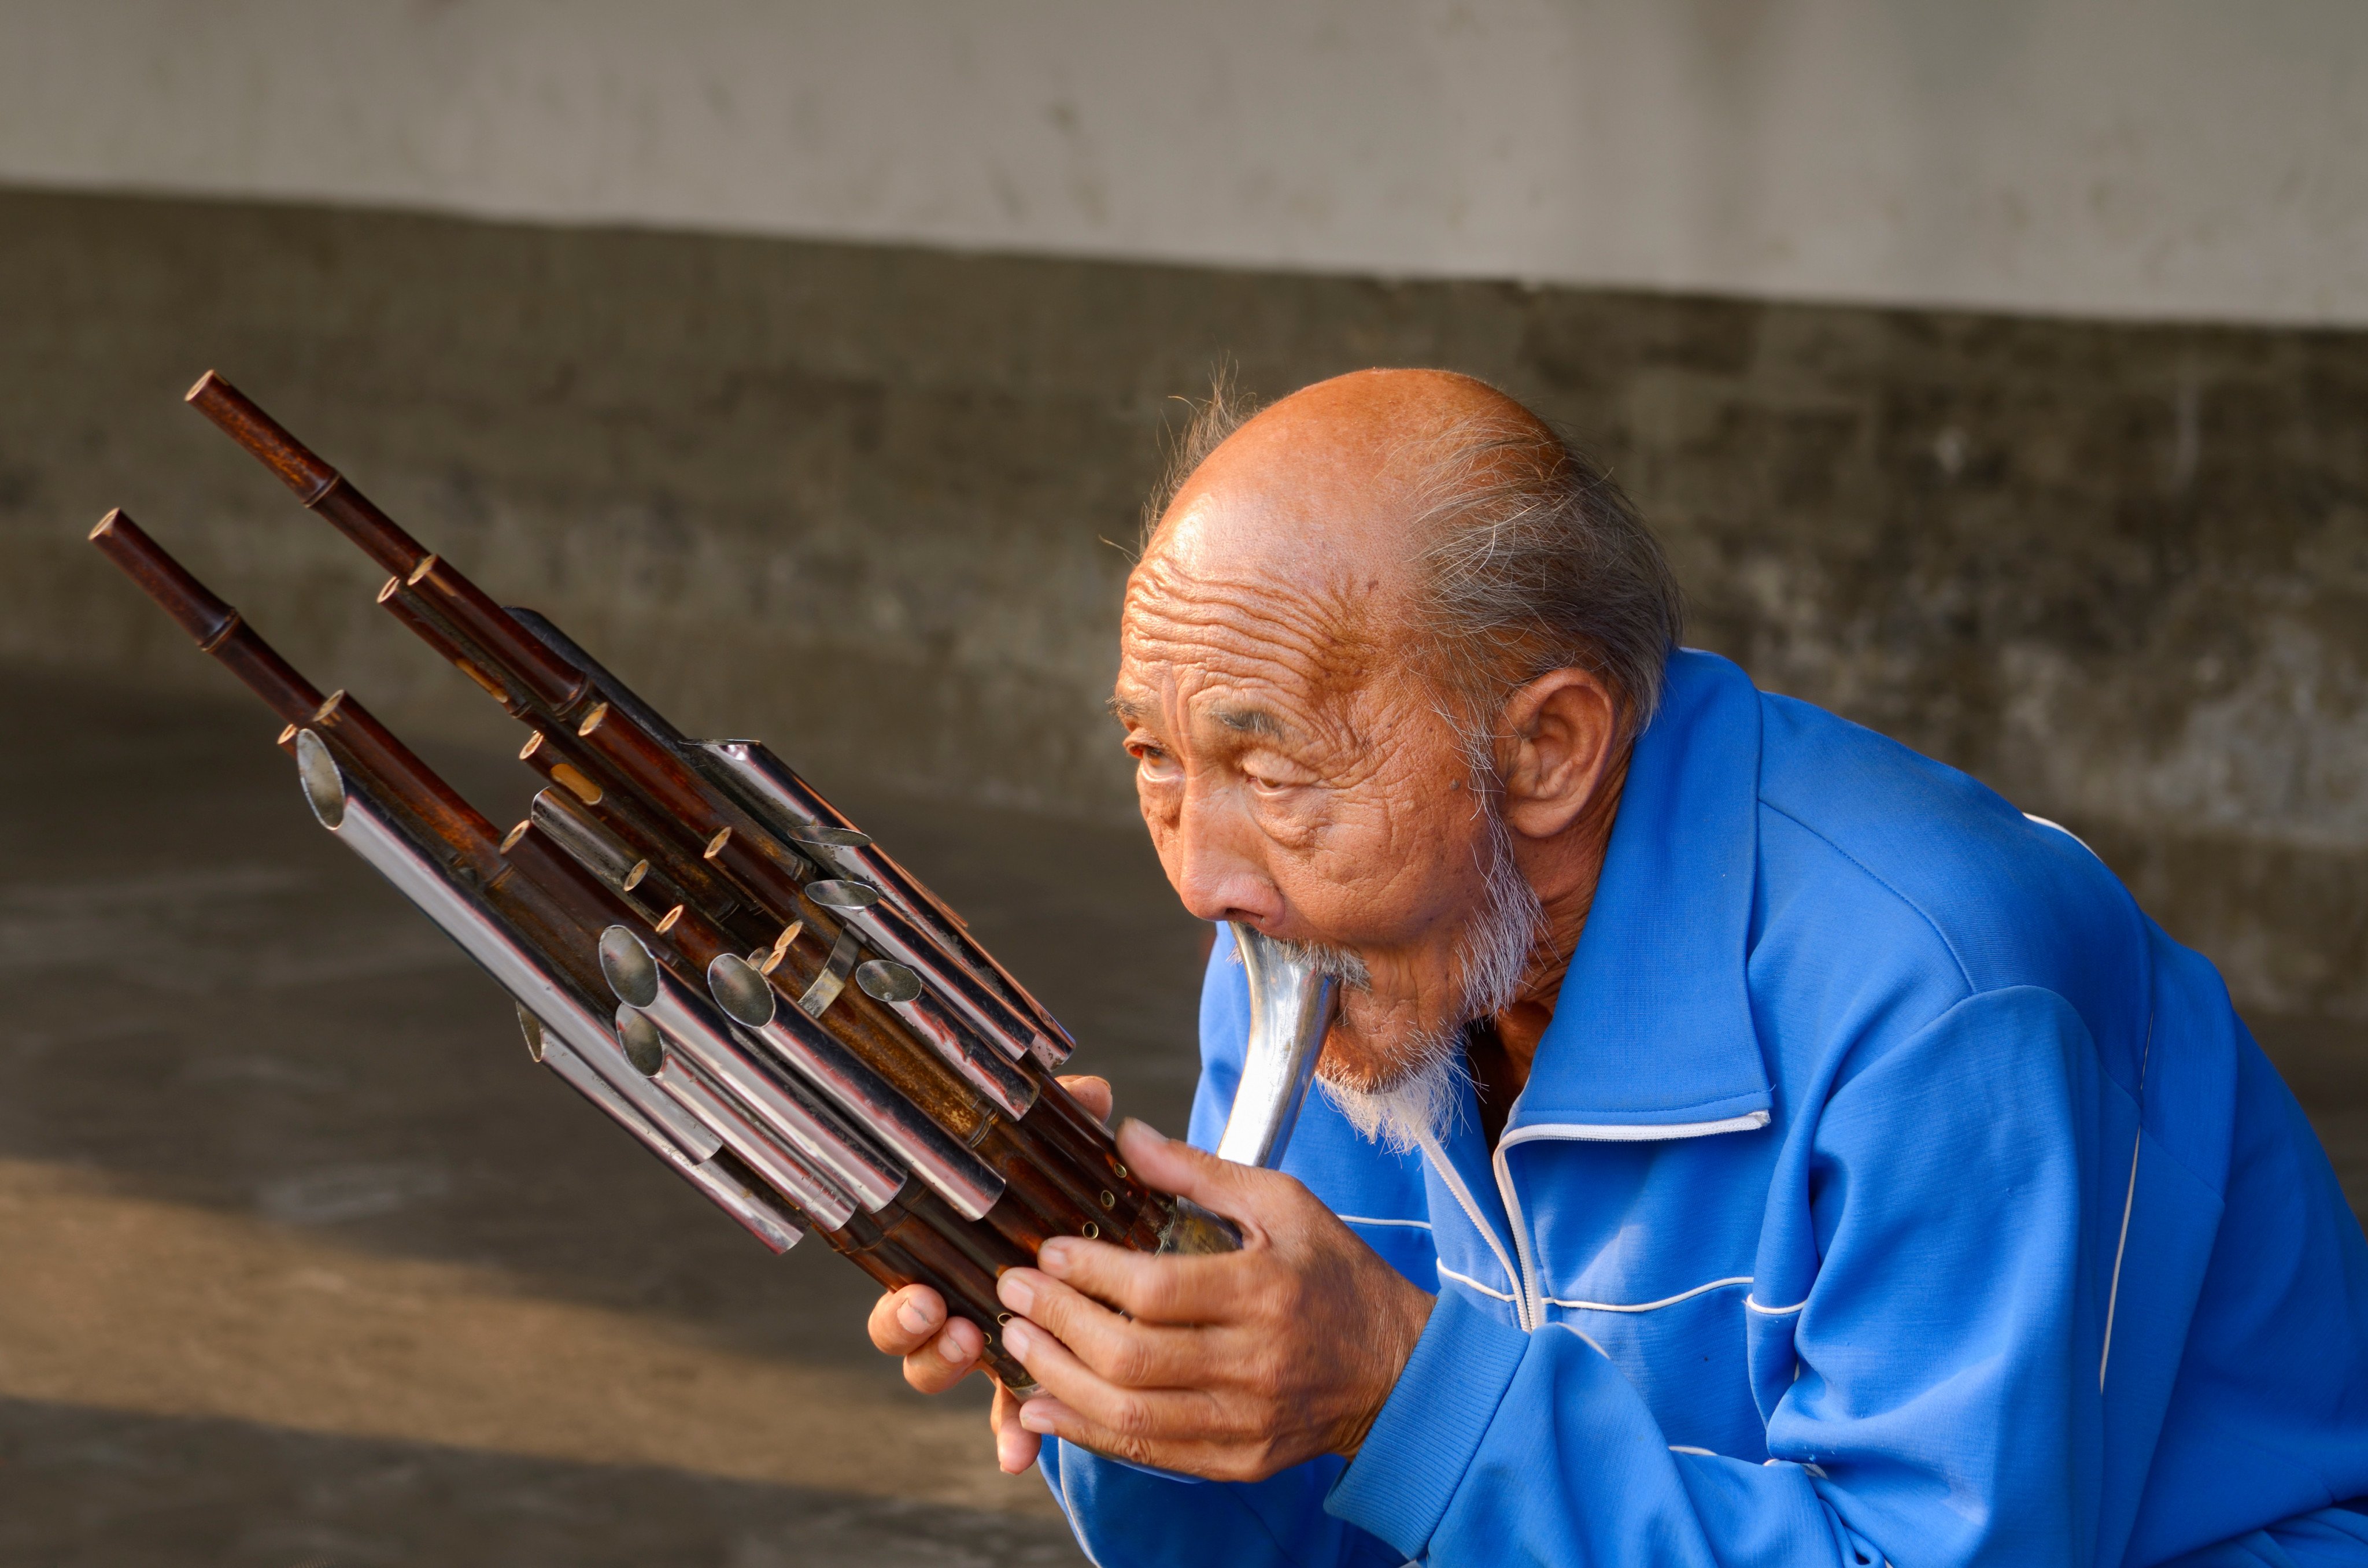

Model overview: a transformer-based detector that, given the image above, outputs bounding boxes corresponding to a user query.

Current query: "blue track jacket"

[1041,650,2368,1567]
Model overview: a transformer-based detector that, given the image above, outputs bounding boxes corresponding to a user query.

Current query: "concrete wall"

[3,186,2363,1021]
[2,1,2364,325]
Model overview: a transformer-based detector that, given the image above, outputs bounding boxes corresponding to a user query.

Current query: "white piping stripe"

[1746,1295,1808,1316]
[1546,1276,1753,1314]
[2024,812,2100,857]
[1668,1445,1716,1457]
[2099,1008,2156,1391]
[1546,1321,1613,1358]
[1436,1264,1520,1304]
[1336,1214,1433,1230]
[1418,1130,1532,1332]
[1486,1113,1769,1327]
[2099,1136,2141,1390]
[1493,1138,1547,1330]
[1502,1111,1772,1145]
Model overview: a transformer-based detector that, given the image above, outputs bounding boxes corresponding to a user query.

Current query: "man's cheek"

[1283,840,1471,946]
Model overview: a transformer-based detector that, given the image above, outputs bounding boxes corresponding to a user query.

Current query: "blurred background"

[0,2,2361,1563]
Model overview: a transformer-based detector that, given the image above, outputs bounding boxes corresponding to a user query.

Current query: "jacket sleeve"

[1327,986,2098,1567]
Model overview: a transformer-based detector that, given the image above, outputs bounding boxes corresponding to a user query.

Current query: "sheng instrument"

[90,372,1340,1397]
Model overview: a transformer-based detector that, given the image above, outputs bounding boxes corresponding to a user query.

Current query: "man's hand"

[866,1074,1117,1475]
[998,1117,1434,1483]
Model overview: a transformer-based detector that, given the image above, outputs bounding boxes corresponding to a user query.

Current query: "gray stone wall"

[3,187,2363,1020]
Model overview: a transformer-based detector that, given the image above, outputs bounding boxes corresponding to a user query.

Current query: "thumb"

[1115,1117,1275,1227]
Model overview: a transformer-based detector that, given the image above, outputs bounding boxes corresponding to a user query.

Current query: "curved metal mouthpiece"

[1214,924,1340,1170]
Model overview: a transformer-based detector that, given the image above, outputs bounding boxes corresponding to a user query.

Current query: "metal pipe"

[291,729,721,1166]
[529,786,641,891]
[701,948,1008,1223]
[802,877,1051,1067]
[699,739,1076,1063]
[852,959,1037,1119]
[536,1035,804,1254]
[612,1005,858,1229]
[596,928,908,1214]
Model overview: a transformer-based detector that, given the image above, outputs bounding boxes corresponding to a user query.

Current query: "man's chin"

[1313,1021,1469,1154]
[1313,1008,1455,1096]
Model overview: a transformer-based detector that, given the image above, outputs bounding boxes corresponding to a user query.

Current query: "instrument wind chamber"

[88,375,1343,1395]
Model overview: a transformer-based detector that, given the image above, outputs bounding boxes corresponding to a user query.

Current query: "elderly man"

[872,369,2368,1566]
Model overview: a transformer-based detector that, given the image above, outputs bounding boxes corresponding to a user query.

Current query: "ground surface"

[0,665,2359,1566]
[0,666,1205,1566]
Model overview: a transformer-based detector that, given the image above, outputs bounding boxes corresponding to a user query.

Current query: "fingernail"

[937,1329,970,1364]
[1019,1401,1055,1433]
[1003,1318,1036,1358]
[1038,1238,1073,1274]
[896,1297,935,1336]
[998,1269,1038,1314]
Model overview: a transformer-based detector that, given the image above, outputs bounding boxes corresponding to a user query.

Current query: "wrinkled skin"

[870,369,1629,1479]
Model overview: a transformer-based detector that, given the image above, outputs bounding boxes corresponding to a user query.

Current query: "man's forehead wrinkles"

[1122,575,1364,667]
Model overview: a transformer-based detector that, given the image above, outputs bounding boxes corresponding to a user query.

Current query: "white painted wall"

[2,0,2362,326]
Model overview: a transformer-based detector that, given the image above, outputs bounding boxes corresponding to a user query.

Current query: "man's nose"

[1170,791,1282,928]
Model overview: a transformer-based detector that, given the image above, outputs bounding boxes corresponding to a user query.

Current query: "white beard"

[1272,808,1543,1155]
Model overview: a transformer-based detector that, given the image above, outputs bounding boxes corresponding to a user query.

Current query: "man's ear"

[1496,668,1619,839]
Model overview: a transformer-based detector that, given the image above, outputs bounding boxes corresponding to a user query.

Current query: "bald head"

[1137,368,1678,745]
[1145,369,1554,611]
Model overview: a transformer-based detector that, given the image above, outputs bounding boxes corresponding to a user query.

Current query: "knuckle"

[1106,1336,1156,1387]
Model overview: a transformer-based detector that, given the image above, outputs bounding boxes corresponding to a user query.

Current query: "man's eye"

[1132,745,1181,782]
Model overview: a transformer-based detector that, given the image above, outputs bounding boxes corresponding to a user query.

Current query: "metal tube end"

[855,960,922,1004]
[293,730,346,830]
[789,826,872,849]
[598,925,660,1008]
[515,1005,548,1062]
[806,879,881,911]
[707,952,778,1028]
[614,1004,666,1077]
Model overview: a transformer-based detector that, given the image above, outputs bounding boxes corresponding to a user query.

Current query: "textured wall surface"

[3,0,2365,324]
[3,186,2364,1018]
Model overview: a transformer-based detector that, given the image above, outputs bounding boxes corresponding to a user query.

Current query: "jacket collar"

[1505,649,1771,1137]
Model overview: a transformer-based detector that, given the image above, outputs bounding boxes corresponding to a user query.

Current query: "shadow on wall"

[2,186,2363,1022]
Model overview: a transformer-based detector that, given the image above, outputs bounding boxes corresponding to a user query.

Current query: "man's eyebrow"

[1108,695,1151,724]
[1210,705,1291,742]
